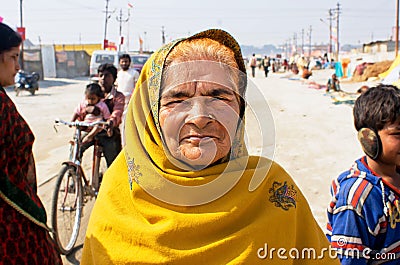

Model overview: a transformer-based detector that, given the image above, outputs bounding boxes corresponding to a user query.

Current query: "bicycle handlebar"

[55,118,109,128]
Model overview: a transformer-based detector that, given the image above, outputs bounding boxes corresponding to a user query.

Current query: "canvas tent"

[381,63,400,86]
[380,54,400,87]
[379,54,400,78]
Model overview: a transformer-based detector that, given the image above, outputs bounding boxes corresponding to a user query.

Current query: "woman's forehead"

[161,60,240,94]
[161,81,237,97]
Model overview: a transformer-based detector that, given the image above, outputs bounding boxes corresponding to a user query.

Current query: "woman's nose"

[186,98,214,129]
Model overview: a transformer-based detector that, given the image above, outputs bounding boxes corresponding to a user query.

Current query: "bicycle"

[51,118,108,255]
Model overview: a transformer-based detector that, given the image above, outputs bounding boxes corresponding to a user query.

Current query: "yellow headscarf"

[81,29,338,265]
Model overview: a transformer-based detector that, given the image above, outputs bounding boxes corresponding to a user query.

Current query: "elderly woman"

[0,23,62,264]
[81,29,338,264]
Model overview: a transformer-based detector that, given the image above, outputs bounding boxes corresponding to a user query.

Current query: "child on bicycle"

[327,84,400,264]
[71,83,110,152]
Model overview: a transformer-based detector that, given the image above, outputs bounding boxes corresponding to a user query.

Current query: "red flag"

[0,16,3,23]
[17,27,26,40]
[128,3,133,8]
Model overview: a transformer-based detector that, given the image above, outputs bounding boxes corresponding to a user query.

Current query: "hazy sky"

[1,0,396,51]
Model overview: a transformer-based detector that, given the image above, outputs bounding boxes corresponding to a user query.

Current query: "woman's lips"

[180,135,216,144]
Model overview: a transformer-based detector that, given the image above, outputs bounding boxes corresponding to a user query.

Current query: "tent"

[379,54,400,79]
[379,54,400,87]
[381,63,400,87]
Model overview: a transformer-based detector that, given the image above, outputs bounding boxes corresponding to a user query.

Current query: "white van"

[89,50,123,77]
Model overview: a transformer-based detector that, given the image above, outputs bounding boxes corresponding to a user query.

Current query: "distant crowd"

[246,52,338,80]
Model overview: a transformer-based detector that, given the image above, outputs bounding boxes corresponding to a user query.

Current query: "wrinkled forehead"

[161,60,244,95]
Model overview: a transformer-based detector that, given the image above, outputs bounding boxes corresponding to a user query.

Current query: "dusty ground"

[8,68,378,264]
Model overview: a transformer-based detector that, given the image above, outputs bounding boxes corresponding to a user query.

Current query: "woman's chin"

[179,147,216,168]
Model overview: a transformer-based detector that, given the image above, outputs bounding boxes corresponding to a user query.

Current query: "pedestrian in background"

[261,56,270,77]
[116,53,139,110]
[249,53,257,77]
[116,54,139,144]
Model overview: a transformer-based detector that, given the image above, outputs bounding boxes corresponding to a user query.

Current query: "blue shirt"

[327,157,400,264]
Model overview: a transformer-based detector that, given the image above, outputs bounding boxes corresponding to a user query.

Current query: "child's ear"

[357,128,381,159]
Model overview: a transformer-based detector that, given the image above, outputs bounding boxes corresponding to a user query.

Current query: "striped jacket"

[327,157,400,264]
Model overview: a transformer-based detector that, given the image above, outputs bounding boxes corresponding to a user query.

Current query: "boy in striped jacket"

[327,85,400,264]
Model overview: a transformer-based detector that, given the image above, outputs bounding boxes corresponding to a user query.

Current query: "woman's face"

[159,71,241,168]
[0,46,20,87]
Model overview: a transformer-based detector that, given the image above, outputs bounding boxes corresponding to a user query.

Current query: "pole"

[144,31,147,51]
[309,25,312,58]
[116,9,130,51]
[285,40,288,59]
[19,0,24,69]
[103,0,109,50]
[396,0,399,57]
[336,2,340,61]
[118,9,122,51]
[301,28,304,55]
[329,9,333,58]
[127,8,130,51]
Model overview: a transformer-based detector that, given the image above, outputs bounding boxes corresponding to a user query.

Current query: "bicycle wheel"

[51,164,83,255]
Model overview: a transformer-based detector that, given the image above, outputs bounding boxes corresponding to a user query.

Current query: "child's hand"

[82,135,94,144]
[106,120,114,137]
[107,129,114,137]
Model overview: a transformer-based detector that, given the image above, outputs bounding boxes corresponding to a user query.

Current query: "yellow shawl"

[81,29,338,265]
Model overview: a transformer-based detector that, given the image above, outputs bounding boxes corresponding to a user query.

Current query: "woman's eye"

[211,96,228,102]
[165,100,184,106]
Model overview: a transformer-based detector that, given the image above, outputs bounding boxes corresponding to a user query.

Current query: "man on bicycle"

[95,63,125,167]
